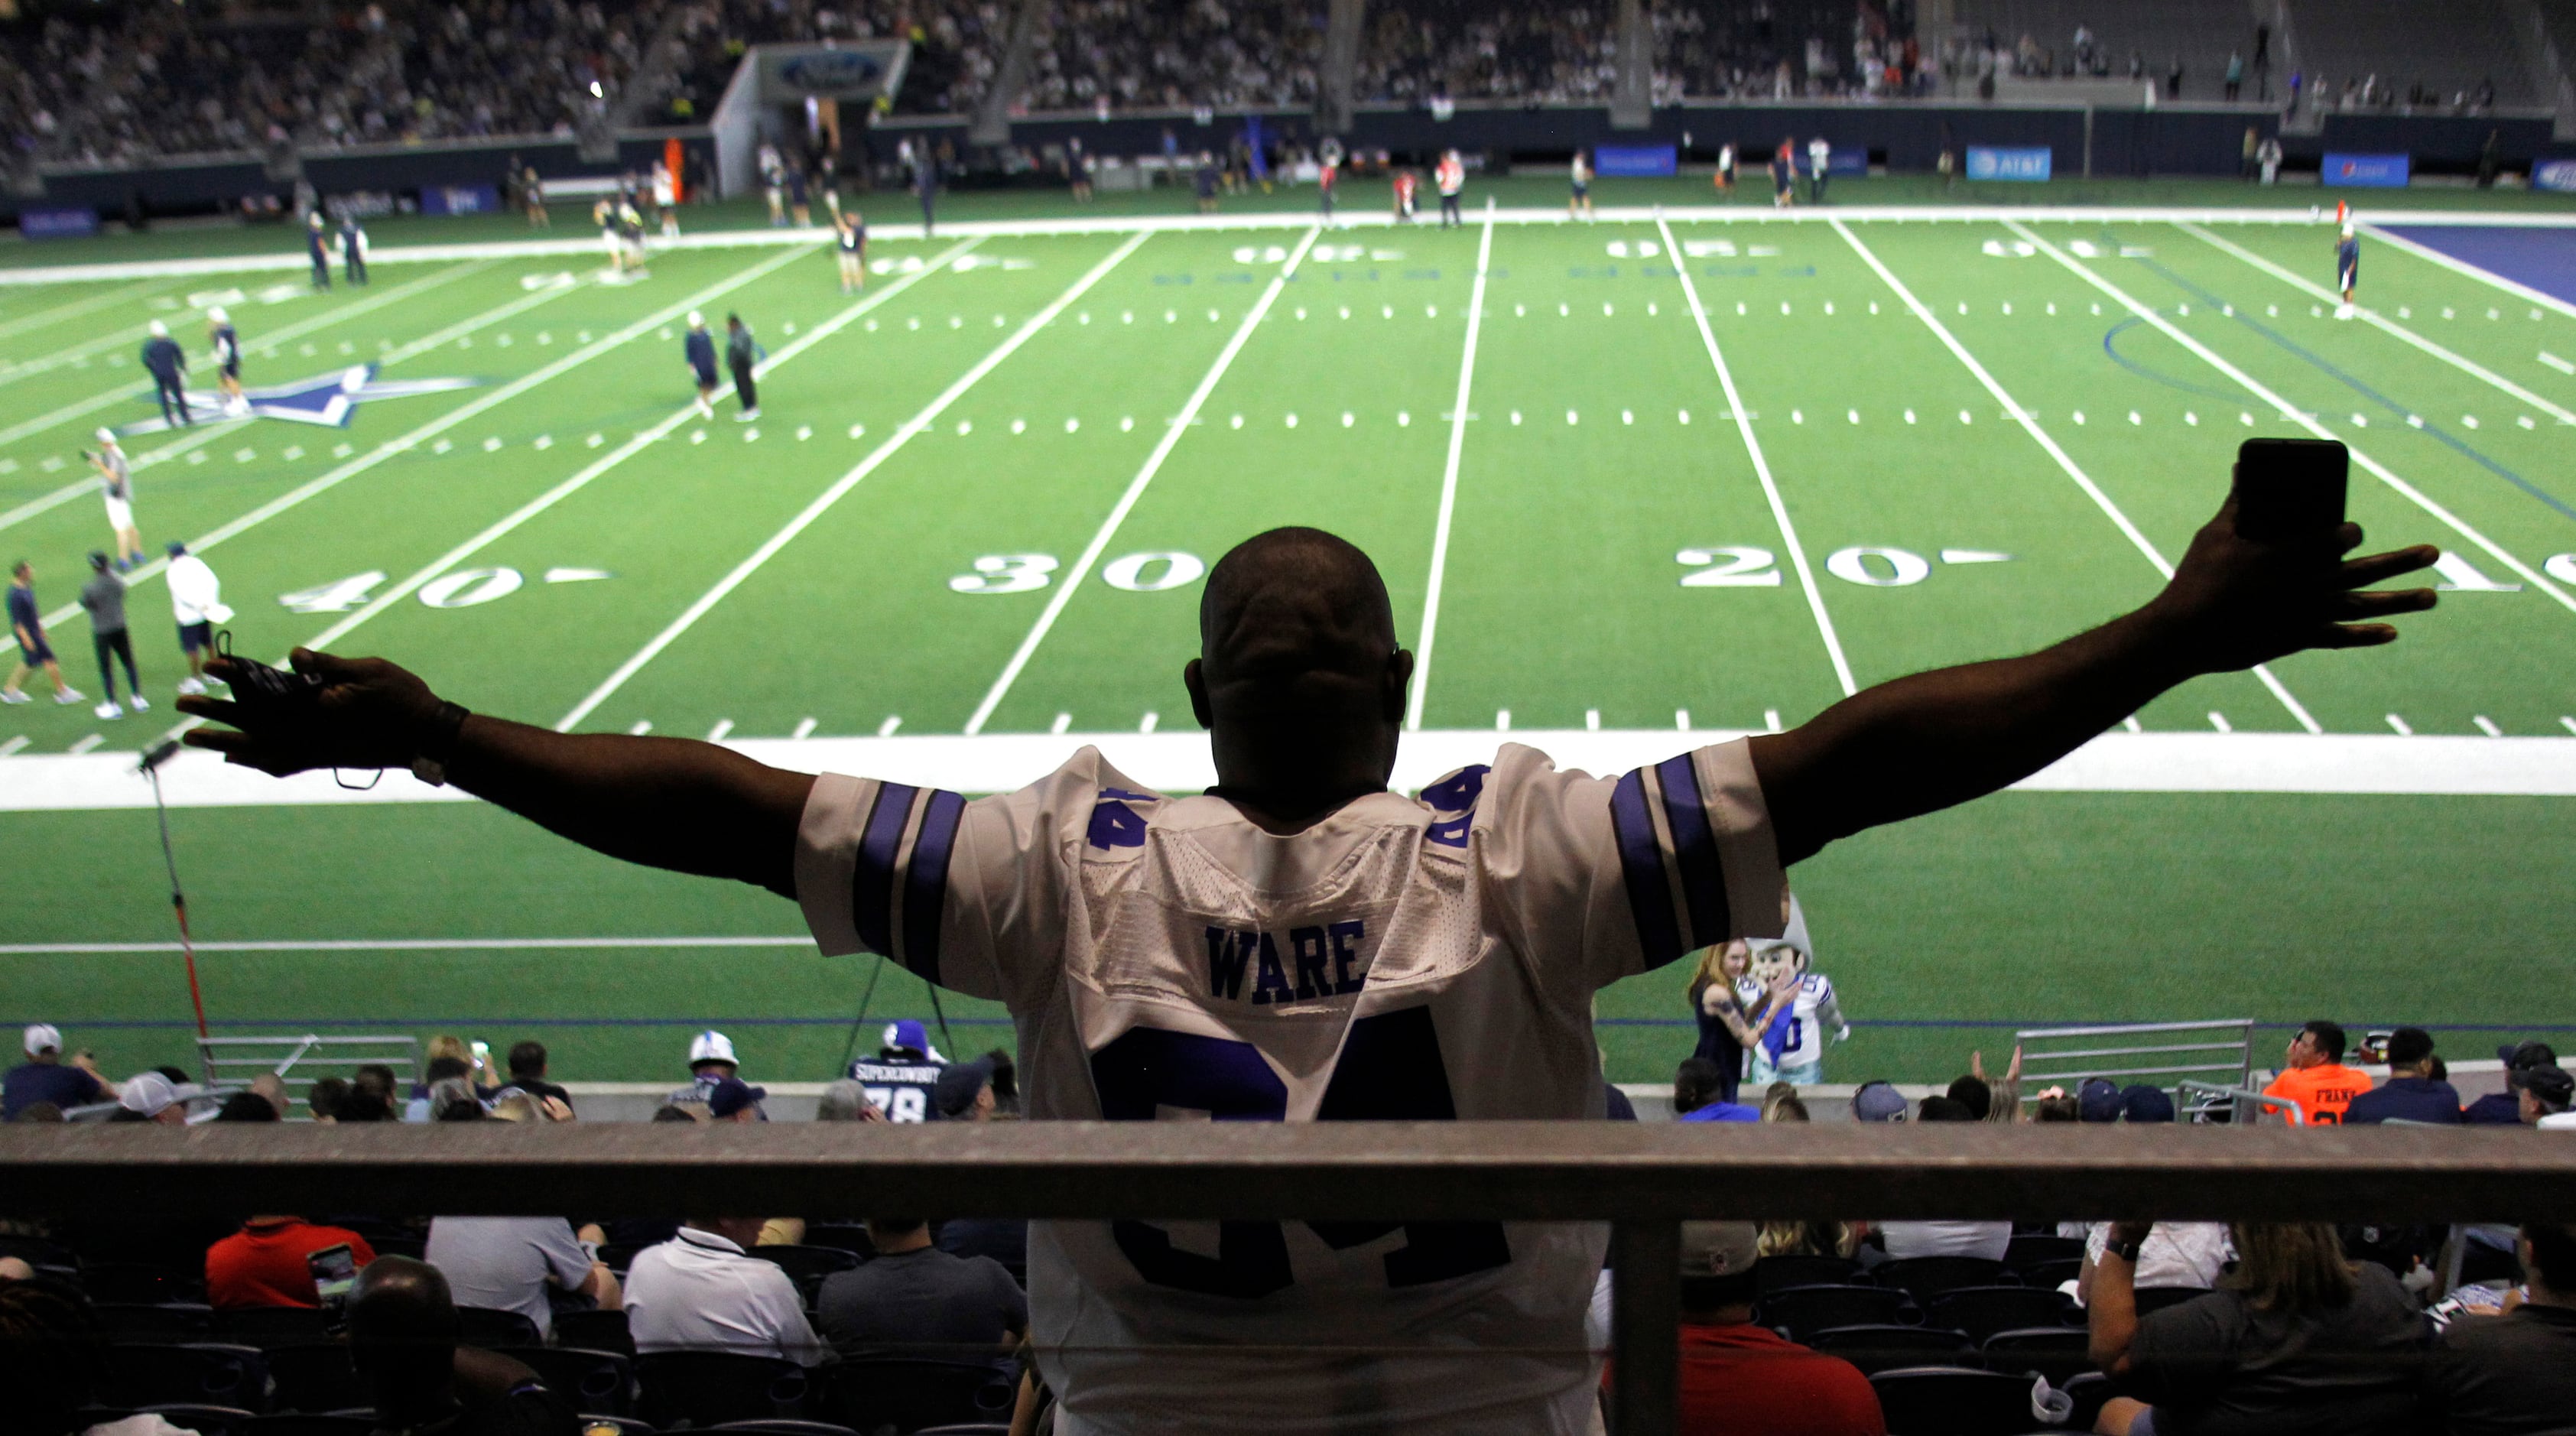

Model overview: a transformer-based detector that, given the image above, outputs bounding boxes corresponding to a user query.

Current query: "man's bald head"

[349,1256,457,1405]
[1188,528,1411,822]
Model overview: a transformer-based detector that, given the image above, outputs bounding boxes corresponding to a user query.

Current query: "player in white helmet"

[207,307,246,417]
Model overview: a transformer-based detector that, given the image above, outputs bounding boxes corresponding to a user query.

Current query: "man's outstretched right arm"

[177,651,813,898]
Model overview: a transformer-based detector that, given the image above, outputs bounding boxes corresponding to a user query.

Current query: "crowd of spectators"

[1021,0,1321,114]
[655,0,1011,123]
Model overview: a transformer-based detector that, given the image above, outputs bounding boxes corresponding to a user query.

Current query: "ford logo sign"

[779,50,885,89]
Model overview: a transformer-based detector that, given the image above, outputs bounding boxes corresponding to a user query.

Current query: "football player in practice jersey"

[180,505,2440,1433]
[207,307,246,417]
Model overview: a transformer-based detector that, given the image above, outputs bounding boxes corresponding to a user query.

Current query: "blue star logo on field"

[119,364,482,435]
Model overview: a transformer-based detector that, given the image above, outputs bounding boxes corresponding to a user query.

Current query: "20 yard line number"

[951,550,1205,595]
[1681,545,2004,588]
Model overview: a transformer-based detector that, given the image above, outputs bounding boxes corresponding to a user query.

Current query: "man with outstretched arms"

[178,502,2437,1433]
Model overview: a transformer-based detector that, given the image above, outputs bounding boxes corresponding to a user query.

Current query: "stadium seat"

[135,1405,257,1436]
[825,1356,1017,1434]
[551,1308,635,1357]
[106,1343,271,1412]
[455,1305,543,1348]
[1804,1324,1976,1376]
[266,1343,366,1414]
[2018,1257,2082,1292]
[635,1351,811,1428]
[1871,1257,2012,1305]
[218,1305,333,1347]
[1923,1287,2074,1343]
[367,1234,428,1262]
[598,1243,651,1275]
[2132,1286,2214,1316]
[245,1415,374,1436]
[711,1422,863,1436]
[802,1223,875,1257]
[1868,1366,2045,1435]
[1753,1284,1912,1341]
[748,1244,863,1304]
[2001,1234,2084,1272]
[95,1302,217,1342]
[1981,1327,2095,1386]
[494,1344,633,1415]
[1753,1253,1863,1294]
[85,1262,207,1304]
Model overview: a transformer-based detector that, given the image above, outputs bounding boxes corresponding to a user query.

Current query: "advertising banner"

[421,184,501,216]
[1594,145,1678,177]
[2322,153,2410,187]
[755,41,911,102]
[1965,146,2052,182]
[2532,160,2576,193]
[20,206,99,239]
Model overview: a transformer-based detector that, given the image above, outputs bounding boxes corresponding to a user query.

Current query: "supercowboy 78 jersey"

[796,741,1786,1434]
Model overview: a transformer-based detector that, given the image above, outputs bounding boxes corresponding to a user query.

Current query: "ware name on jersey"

[848,1056,943,1122]
[796,741,1785,1432]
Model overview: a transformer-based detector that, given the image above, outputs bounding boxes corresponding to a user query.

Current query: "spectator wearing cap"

[1606,1221,1885,1435]
[815,1217,1026,1363]
[1876,1099,2012,1262]
[349,1256,578,1435]
[2424,1222,2576,1431]
[624,1217,828,1366]
[2466,1042,2557,1125]
[1850,1079,1908,1123]
[2516,1065,2574,1126]
[206,1216,378,1310]
[668,1029,740,1111]
[2089,1221,2427,1435]
[4,1025,114,1119]
[2121,1084,2178,1125]
[847,1019,947,1123]
[934,1057,996,1122]
[111,1071,190,1126]
[2078,1077,2126,1123]
[1674,1058,1759,1122]
[934,1051,1031,1271]
[707,1075,768,1123]
[425,1214,619,1340]
[2262,1021,2372,1126]
[2344,1027,2463,1125]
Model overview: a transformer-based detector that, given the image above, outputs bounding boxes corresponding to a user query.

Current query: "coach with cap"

[176,486,2440,1429]
[3,1025,116,1119]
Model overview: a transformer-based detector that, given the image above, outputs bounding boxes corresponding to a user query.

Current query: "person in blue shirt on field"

[2344,1026,2464,1124]
[140,319,192,427]
[305,212,335,288]
[339,216,369,285]
[2335,223,2360,317]
[684,310,720,421]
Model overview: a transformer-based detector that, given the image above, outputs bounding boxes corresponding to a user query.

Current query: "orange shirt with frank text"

[2265,1063,2373,1126]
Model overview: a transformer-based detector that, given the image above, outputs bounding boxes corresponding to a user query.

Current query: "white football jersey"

[1736,970,1838,1070]
[797,741,1785,1434]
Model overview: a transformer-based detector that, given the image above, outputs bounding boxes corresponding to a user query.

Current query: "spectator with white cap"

[164,540,228,697]
[112,1072,189,1125]
[86,431,142,573]
[3,1025,115,1120]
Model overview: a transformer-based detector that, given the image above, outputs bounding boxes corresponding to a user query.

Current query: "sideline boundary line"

[37,245,820,638]
[2181,221,2576,426]
[1832,218,2321,733]
[1405,200,1496,732]
[304,239,984,658]
[558,230,1155,733]
[2005,219,2576,616]
[1656,213,1855,696]
[962,226,1321,735]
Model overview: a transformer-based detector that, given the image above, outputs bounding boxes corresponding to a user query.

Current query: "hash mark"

[708,720,735,742]
[2386,714,2412,736]
[878,716,902,737]
[791,717,817,740]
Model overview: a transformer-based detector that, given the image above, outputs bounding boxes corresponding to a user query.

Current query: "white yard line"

[0,279,165,341]
[41,245,820,636]
[0,262,567,536]
[1655,213,1856,697]
[960,227,1320,736]
[560,230,1155,733]
[0,261,486,455]
[304,238,985,657]
[2180,221,2576,426]
[1834,218,2321,733]
[2004,219,2576,616]
[2361,225,2576,323]
[1404,201,1497,733]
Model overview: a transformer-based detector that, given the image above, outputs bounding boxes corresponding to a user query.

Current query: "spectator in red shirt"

[206,1216,376,1309]
[1609,1221,1886,1435]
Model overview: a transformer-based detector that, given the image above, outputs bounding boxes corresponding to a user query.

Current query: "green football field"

[5,180,2574,1090]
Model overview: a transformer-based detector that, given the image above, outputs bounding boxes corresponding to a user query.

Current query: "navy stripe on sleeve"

[898,788,966,982]
[1610,768,1684,971]
[1655,753,1731,951]
[852,782,918,956]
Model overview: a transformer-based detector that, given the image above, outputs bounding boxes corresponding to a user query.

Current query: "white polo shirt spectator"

[2078,1221,2231,1303]
[624,1220,827,1365]
[424,1216,607,1339]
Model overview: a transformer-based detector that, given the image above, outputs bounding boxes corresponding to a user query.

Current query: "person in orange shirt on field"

[2263,1020,2373,1126]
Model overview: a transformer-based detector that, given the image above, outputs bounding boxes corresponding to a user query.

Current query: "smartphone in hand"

[2233,438,2348,542]
[307,1243,359,1328]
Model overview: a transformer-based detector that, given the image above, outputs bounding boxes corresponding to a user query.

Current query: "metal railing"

[2016,1018,2256,1103]
[6,1122,2573,1435]
[194,1033,420,1106]
[2177,1078,2307,1125]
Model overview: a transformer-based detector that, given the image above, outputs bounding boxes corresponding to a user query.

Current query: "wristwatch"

[411,700,471,787]
[2106,1234,2147,1264]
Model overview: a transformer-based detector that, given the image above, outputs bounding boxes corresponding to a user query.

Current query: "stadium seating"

[710,1422,864,1436]
[1804,1324,1977,1376]
[1921,1286,2074,1343]
[84,1262,206,1304]
[1950,0,2257,96]
[1980,1327,2094,1386]
[2016,1257,2083,1291]
[1753,1252,1863,1294]
[802,1223,878,1258]
[1870,1256,2012,1306]
[244,1415,375,1436]
[2000,1233,2084,1272]
[825,1356,1019,1434]
[106,1343,271,1412]
[2285,0,2542,108]
[264,1343,368,1415]
[495,1344,635,1416]
[1754,1283,1913,1340]
[95,1301,218,1341]
[635,1350,813,1428]
[1868,1366,2048,1436]
[746,1243,863,1304]
[551,1308,637,1357]
[218,1304,333,1347]
[453,1304,543,1348]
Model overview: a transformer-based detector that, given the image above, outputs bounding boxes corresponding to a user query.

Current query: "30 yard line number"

[950,550,1204,595]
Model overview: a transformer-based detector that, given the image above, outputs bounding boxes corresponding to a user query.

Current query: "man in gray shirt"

[76,552,145,721]
[814,1217,1025,1361]
[424,1215,619,1340]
